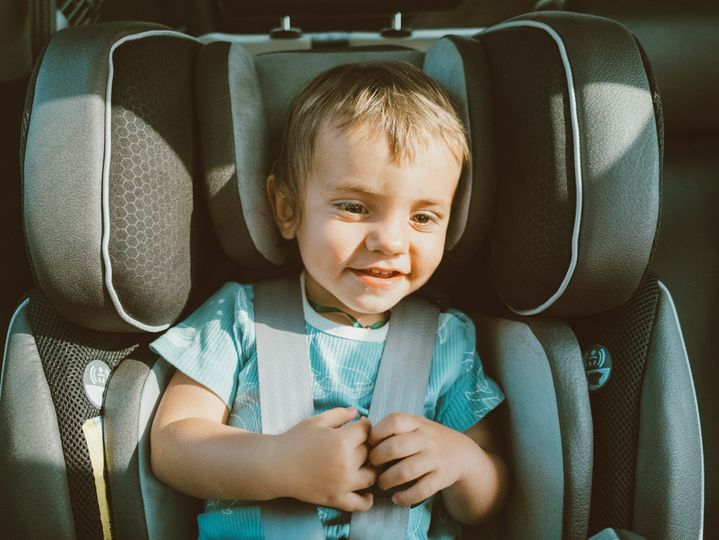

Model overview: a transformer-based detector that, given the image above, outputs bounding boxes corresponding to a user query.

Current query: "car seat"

[0,10,702,540]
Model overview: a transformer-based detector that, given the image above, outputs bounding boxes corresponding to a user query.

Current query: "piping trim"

[480,20,583,316]
[102,30,198,332]
[0,298,30,401]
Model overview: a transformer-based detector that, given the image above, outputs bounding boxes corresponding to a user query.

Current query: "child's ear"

[266,174,298,239]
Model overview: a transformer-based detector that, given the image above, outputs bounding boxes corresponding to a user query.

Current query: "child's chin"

[349,294,404,317]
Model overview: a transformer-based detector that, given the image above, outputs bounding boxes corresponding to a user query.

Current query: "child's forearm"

[151,417,284,501]
[440,445,509,525]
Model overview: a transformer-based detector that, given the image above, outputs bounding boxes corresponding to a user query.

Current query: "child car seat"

[0,10,702,540]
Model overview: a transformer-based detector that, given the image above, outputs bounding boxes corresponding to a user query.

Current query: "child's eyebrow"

[329,182,450,208]
[328,182,382,197]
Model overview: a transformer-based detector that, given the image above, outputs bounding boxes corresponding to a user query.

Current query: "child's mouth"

[351,268,404,288]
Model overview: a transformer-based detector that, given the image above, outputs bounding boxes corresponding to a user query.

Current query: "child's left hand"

[367,413,481,507]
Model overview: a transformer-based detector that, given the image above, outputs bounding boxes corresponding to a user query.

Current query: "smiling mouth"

[350,268,406,288]
[353,268,403,278]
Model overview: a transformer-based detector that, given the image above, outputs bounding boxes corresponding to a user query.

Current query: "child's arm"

[367,413,508,524]
[151,370,376,512]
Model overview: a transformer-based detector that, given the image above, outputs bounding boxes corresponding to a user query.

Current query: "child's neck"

[307,298,390,329]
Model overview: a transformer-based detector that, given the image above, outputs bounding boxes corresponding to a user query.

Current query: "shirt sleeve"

[435,309,505,433]
[149,282,254,408]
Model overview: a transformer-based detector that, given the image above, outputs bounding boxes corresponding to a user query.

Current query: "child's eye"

[335,201,367,215]
[411,212,439,226]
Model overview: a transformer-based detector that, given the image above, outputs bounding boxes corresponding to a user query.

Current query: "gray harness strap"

[349,295,438,540]
[254,275,439,540]
[255,277,325,540]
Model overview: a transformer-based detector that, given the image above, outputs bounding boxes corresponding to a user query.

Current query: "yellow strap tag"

[82,416,113,540]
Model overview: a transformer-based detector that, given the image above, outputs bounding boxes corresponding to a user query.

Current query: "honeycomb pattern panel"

[486,28,576,310]
[107,37,197,327]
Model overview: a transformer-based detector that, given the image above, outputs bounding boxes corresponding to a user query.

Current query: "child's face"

[275,122,461,324]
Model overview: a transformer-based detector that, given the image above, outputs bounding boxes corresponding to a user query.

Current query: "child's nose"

[365,217,409,255]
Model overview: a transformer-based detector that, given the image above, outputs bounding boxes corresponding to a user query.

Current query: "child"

[150,61,508,539]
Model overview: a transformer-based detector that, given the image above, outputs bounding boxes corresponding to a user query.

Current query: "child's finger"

[337,491,374,513]
[378,453,432,491]
[369,412,418,446]
[352,465,378,491]
[343,416,372,447]
[391,471,442,508]
[314,407,358,428]
[369,432,423,466]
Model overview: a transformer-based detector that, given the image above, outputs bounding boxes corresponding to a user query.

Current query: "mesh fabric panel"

[29,290,148,539]
[570,272,659,534]
[485,27,576,311]
[108,36,196,328]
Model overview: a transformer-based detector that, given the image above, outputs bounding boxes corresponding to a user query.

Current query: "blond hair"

[273,61,469,212]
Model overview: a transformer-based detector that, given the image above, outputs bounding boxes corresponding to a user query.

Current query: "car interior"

[0,0,713,538]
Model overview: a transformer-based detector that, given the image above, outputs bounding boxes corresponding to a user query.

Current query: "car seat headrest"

[21,22,200,332]
[196,39,498,270]
[479,12,660,317]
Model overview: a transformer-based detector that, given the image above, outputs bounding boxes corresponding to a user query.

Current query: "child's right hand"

[274,407,376,512]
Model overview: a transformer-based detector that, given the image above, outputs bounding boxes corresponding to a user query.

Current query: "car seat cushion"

[21,23,199,332]
[479,13,660,317]
[0,300,76,539]
[424,36,497,259]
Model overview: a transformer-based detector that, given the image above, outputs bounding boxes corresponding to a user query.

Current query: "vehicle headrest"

[196,40,496,268]
[21,22,200,332]
[479,11,660,316]
[563,1,719,136]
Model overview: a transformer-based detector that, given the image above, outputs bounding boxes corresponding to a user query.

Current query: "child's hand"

[368,413,480,507]
[274,407,377,512]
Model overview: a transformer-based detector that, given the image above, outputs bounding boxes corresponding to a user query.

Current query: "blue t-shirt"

[150,276,504,540]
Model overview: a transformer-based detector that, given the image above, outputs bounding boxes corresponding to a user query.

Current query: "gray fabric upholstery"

[632,282,703,539]
[474,314,564,539]
[228,44,285,267]
[525,318,593,540]
[481,12,659,317]
[105,356,150,540]
[22,22,198,332]
[196,41,273,271]
[104,356,201,540]
[424,36,496,258]
[0,302,76,539]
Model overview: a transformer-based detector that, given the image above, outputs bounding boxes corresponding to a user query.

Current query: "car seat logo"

[83,360,111,408]
[583,345,612,392]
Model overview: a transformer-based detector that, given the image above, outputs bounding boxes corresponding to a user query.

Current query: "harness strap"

[349,294,438,540]
[254,276,325,540]
[254,274,439,540]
